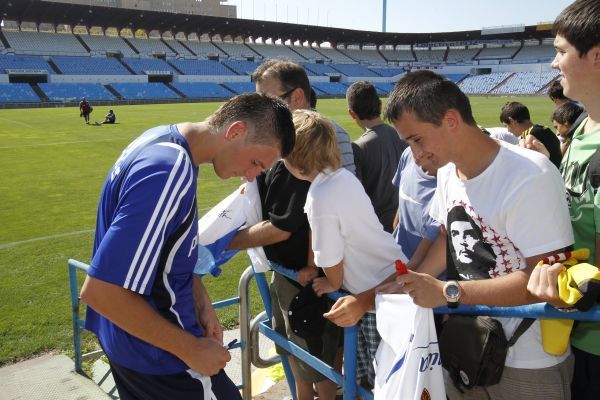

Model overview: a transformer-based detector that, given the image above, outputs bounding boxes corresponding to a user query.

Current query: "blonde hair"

[285,109,340,175]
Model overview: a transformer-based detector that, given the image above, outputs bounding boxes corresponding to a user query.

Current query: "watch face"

[445,285,459,297]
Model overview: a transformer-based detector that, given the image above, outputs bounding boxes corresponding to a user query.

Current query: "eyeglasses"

[278,87,297,101]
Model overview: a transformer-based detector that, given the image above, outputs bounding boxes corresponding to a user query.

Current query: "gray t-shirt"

[331,120,356,175]
[354,123,407,232]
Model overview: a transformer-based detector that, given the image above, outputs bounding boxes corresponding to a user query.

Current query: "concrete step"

[0,354,110,400]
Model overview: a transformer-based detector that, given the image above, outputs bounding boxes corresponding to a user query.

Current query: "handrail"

[434,303,600,321]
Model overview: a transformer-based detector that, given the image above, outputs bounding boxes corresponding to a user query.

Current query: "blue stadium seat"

[51,56,130,75]
[0,83,40,103]
[302,63,339,76]
[222,82,256,95]
[122,58,178,75]
[38,83,115,101]
[168,60,236,76]
[110,83,180,99]
[221,60,259,75]
[443,74,469,83]
[0,55,53,74]
[330,64,379,77]
[311,82,348,95]
[171,82,234,98]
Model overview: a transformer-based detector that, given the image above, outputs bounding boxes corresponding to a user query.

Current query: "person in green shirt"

[527,1,600,398]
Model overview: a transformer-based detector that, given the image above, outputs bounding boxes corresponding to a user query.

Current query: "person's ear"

[224,121,248,141]
[591,44,600,70]
[348,109,358,120]
[443,110,460,130]
[289,87,305,109]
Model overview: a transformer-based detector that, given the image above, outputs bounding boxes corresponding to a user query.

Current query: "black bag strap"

[507,318,535,347]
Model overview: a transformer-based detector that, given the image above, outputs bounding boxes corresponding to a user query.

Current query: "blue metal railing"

[258,262,371,400]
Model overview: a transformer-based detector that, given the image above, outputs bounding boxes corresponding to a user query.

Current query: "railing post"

[68,260,83,373]
[238,266,255,400]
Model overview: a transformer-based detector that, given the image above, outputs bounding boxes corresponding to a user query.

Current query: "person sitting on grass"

[95,110,117,125]
[283,109,407,389]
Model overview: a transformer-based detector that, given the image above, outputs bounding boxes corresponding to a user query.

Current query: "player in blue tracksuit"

[81,93,295,399]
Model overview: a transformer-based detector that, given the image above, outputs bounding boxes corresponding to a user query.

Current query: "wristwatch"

[443,280,461,308]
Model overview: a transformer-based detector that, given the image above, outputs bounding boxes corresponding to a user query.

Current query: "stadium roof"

[0,0,552,46]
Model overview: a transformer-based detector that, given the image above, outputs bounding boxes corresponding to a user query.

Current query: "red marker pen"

[395,259,408,275]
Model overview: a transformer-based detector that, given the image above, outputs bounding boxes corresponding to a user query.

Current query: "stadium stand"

[379,48,415,62]
[0,83,39,102]
[311,82,348,95]
[217,42,258,60]
[183,40,228,59]
[3,31,88,56]
[0,55,53,73]
[162,38,195,58]
[39,83,115,101]
[368,66,404,77]
[340,48,387,65]
[302,62,341,76]
[170,82,234,98]
[0,4,568,108]
[291,46,327,62]
[51,56,131,75]
[475,45,519,60]
[248,43,306,62]
[443,73,469,83]
[312,47,356,63]
[331,63,380,77]
[491,70,560,94]
[221,60,259,75]
[373,82,395,95]
[126,37,176,57]
[122,57,178,75]
[110,82,180,99]
[513,44,556,63]
[222,82,256,95]
[168,59,236,75]
[446,48,479,64]
[414,49,446,64]
[458,72,513,94]
[78,34,138,57]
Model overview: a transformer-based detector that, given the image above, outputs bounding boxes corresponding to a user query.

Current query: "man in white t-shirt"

[381,70,575,400]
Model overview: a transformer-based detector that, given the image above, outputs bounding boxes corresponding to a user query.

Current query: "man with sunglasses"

[228,60,354,400]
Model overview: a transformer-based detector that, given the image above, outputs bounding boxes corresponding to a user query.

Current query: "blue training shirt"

[86,124,201,375]
[392,147,439,259]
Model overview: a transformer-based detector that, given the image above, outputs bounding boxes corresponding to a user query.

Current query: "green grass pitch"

[0,95,556,365]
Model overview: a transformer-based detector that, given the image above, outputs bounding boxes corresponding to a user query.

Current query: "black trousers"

[108,359,242,400]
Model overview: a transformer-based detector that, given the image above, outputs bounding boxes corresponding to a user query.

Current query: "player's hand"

[527,263,571,308]
[312,277,335,297]
[182,336,231,376]
[323,295,368,327]
[196,302,224,344]
[395,270,445,308]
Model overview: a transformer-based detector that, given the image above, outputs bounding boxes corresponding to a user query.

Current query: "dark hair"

[208,93,296,157]
[252,59,311,105]
[547,80,568,101]
[346,81,381,120]
[553,0,600,57]
[551,102,584,125]
[499,101,530,124]
[309,87,317,110]
[383,70,476,126]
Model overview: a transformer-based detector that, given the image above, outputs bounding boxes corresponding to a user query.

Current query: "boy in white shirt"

[283,109,407,387]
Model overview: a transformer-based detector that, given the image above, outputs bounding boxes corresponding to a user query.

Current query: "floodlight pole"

[382,0,387,32]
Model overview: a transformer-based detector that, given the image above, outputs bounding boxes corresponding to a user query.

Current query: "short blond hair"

[285,110,340,175]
